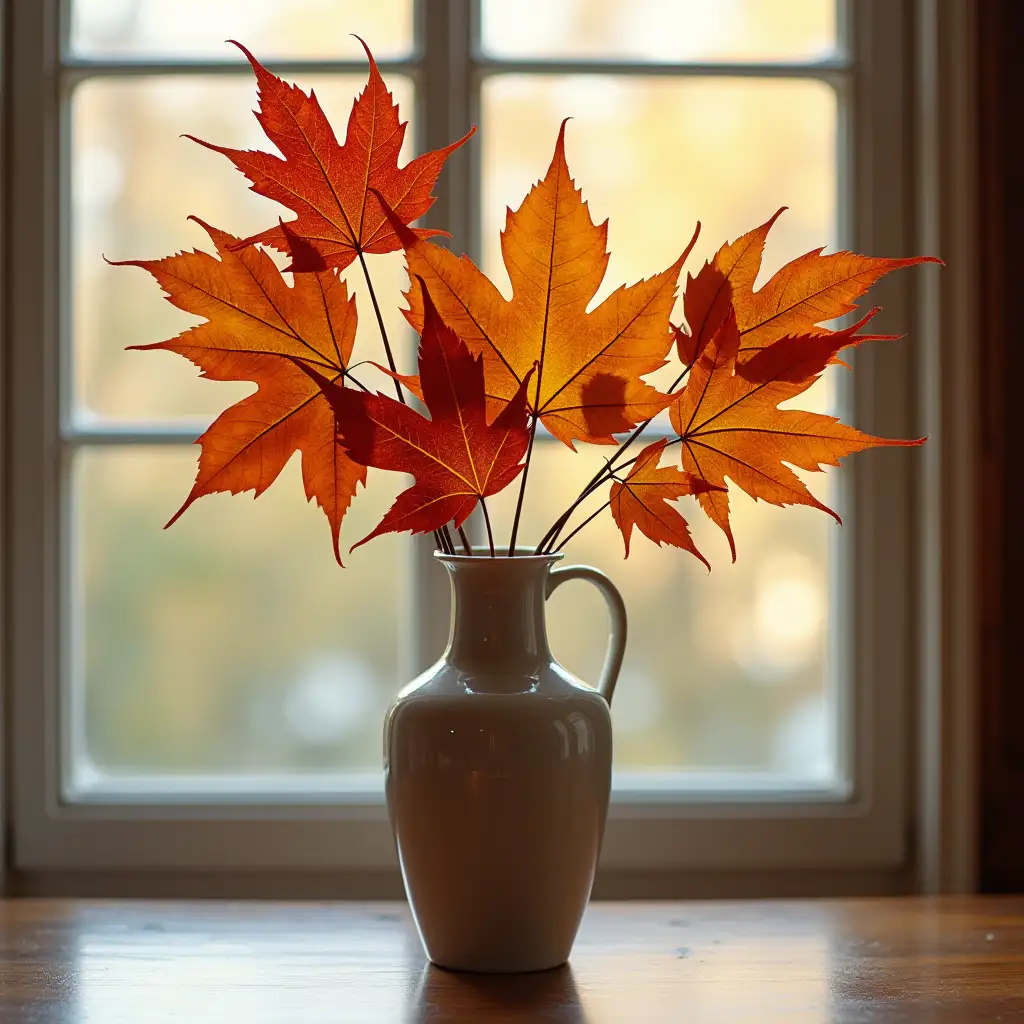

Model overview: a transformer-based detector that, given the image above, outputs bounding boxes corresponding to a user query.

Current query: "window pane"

[482,75,836,328]
[71,75,416,421]
[70,0,413,61]
[481,0,836,63]
[70,447,414,782]
[488,443,838,781]
[482,74,840,782]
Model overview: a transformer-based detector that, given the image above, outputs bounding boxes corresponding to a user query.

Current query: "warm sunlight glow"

[70,0,863,782]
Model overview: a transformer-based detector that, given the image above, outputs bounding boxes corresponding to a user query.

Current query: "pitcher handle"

[546,565,627,705]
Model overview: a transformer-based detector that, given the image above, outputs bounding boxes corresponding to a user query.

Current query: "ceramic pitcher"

[384,550,627,973]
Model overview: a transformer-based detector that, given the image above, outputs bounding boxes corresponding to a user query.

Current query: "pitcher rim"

[433,548,565,563]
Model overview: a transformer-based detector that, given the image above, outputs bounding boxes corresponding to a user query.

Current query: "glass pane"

[488,443,837,780]
[482,74,839,781]
[481,0,836,63]
[71,446,415,780]
[70,0,413,61]
[72,75,417,421]
[483,74,837,406]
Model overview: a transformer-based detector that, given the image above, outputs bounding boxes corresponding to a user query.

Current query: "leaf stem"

[509,408,541,556]
[355,249,440,551]
[340,367,371,394]
[547,437,687,553]
[538,364,695,553]
[441,525,456,554]
[456,524,473,555]
[480,498,496,557]
[536,421,647,554]
[555,498,612,551]
[604,436,683,479]
[356,248,405,406]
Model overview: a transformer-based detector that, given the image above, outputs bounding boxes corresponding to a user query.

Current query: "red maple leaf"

[677,208,941,368]
[187,39,475,273]
[298,288,534,550]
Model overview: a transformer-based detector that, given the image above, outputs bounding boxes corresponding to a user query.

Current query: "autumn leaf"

[609,439,721,565]
[186,39,475,273]
[672,321,703,371]
[679,208,941,367]
[676,262,733,369]
[374,122,698,447]
[669,306,924,559]
[112,218,366,564]
[298,290,533,549]
[737,307,893,383]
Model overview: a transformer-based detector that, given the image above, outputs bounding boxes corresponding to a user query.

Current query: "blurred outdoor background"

[69,0,841,785]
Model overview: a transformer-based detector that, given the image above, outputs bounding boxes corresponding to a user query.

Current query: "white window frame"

[3,0,975,893]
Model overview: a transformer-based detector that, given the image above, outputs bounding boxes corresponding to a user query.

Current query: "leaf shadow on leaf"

[579,373,635,439]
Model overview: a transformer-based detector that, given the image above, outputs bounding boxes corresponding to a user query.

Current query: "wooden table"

[0,898,1022,1021]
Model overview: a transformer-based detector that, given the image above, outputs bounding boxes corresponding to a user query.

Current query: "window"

[7,0,937,883]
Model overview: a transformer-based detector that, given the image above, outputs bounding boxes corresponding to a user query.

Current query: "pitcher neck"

[439,553,560,677]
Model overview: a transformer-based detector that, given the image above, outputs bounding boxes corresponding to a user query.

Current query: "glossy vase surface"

[384,551,627,973]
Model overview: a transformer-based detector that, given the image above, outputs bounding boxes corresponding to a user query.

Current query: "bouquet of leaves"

[118,41,936,568]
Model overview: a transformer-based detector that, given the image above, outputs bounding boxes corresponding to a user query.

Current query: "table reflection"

[408,963,590,1023]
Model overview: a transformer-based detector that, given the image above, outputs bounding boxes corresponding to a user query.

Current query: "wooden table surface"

[0,897,1022,1022]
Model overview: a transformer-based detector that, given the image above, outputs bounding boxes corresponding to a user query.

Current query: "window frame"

[4,0,960,888]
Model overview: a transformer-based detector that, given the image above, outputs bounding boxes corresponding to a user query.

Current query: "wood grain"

[0,898,1022,1021]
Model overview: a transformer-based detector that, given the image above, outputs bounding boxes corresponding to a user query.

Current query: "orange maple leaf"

[678,208,941,367]
[669,306,924,559]
[298,292,533,549]
[186,40,475,273]
[113,218,365,564]
[375,122,699,448]
[609,439,721,566]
